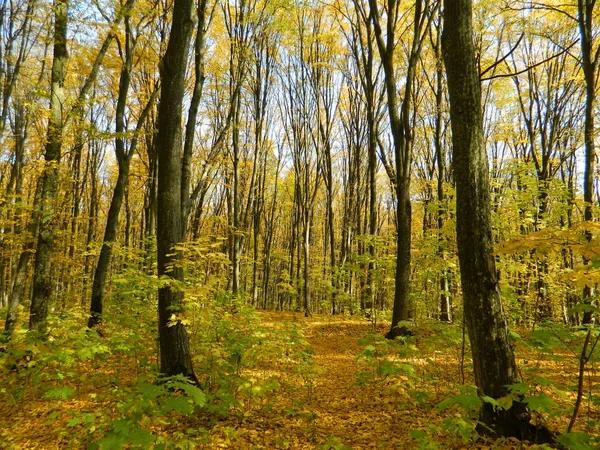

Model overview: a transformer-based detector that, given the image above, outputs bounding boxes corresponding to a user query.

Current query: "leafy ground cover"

[1,310,598,449]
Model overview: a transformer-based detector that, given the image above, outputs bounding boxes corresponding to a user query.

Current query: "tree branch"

[481,40,578,81]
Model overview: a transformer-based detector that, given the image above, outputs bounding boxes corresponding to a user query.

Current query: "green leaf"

[567,304,599,316]
[496,394,515,410]
[410,430,426,440]
[162,396,193,414]
[524,393,558,413]
[481,395,501,409]
[136,383,162,401]
[556,432,596,450]
[508,382,529,395]
[437,393,481,413]
[181,383,206,407]
[95,433,128,450]
[363,344,376,354]
[43,386,76,400]
[128,427,154,447]
[509,330,522,341]
[67,417,84,427]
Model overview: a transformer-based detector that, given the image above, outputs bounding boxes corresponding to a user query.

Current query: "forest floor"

[0,311,596,449]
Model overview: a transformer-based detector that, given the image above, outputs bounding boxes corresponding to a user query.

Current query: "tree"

[88,0,159,328]
[368,0,430,337]
[577,0,597,324]
[28,0,69,333]
[28,0,125,333]
[155,0,196,379]
[442,0,553,441]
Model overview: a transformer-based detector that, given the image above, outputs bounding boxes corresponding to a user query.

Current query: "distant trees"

[0,0,597,402]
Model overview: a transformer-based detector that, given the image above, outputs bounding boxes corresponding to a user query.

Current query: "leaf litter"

[0,312,597,449]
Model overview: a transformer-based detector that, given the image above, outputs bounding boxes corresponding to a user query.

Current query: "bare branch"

[481,40,578,81]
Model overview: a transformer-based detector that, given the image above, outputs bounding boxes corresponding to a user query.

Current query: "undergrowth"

[354,320,600,449]
[0,265,316,448]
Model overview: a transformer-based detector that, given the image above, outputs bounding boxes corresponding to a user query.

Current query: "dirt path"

[303,319,416,449]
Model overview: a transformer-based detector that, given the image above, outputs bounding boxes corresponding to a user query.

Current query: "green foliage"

[556,432,600,450]
[90,375,206,449]
[523,392,559,414]
[43,386,76,400]
[435,386,485,443]
[319,434,352,450]
[437,385,481,417]
[355,333,417,388]
[410,428,443,449]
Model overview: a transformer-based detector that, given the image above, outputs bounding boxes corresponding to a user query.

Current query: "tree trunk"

[88,12,157,326]
[433,31,451,322]
[29,0,68,333]
[579,0,596,325]
[369,0,426,338]
[155,0,196,379]
[88,159,131,327]
[442,0,553,442]
[181,0,208,237]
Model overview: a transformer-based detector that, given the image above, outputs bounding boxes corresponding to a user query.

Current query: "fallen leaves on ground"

[0,312,597,449]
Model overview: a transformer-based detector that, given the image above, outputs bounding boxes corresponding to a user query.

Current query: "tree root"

[477,401,556,444]
[384,324,414,340]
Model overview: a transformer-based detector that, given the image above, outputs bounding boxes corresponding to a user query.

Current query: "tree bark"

[579,0,596,324]
[368,0,427,338]
[29,0,68,333]
[442,0,552,442]
[155,0,196,379]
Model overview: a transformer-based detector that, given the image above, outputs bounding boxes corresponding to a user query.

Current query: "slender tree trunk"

[369,0,427,338]
[232,93,241,296]
[303,213,311,316]
[433,34,451,322]
[144,130,158,272]
[89,12,158,326]
[579,0,596,324]
[88,159,131,327]
[181,0,208,237]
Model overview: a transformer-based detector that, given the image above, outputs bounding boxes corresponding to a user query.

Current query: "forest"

[0,0,599,448]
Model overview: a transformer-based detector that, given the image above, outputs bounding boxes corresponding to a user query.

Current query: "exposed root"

[477,401,556,445]
[384,324,414,340]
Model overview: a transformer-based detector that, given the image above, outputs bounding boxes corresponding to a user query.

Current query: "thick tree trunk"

[442,0,553,442]
[155,0,196,379]
[387,181,411,337]
[29,0,68,333]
